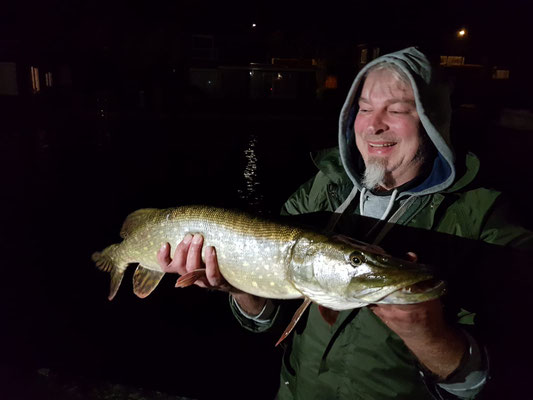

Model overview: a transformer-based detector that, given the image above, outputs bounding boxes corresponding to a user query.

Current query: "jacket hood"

[338,47,455,197]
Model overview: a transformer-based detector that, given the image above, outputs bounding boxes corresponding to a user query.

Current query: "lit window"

[31,66,40,93]
[324,75,338,89]
[493,69,510,80]
[45,72,53,87]
[360,49,368,64]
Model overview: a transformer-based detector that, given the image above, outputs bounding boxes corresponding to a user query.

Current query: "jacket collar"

[311,147,479,194]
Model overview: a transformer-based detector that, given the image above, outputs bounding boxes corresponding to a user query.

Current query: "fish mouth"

[399,278,445,295]
[377,278,446,304]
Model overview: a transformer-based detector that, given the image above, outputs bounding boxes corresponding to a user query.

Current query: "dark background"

[2,1,533,399]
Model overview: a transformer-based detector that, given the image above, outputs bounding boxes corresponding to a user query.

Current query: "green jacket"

[232,46,533,399]
[231,148,533,400]
[277,148,532,400]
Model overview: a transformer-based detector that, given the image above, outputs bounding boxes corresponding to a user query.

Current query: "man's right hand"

[157,234,267,316]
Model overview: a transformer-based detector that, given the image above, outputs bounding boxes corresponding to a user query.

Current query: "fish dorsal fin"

[120,208,159,239]
[276,297,312,346]
[133,265,165,298]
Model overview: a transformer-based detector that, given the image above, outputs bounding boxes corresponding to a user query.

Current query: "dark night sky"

[3,0,532,53]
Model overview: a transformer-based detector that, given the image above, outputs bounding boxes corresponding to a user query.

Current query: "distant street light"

[252,23,257,28]
[457,28,467,38]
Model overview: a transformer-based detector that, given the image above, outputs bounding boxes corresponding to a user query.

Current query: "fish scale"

[92,205,444,311]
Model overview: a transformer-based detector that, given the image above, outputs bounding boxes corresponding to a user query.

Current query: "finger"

[194,279,209,288]
[373,304,411,315]
[370,304,402,319]
[405,251,418,262]
[185,234,205,273]
[169,234,193,275]
[205,246,223,286]
[157,243,173,271]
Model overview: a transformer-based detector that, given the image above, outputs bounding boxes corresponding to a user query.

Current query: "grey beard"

[362,158,387,189]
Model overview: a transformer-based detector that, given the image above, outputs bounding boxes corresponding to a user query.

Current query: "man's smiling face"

[354,68,426,189]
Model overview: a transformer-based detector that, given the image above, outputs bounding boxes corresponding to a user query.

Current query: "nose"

[366,111,388,135]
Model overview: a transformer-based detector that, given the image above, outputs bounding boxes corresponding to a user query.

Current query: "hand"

[157,233,234,291]
[157,234,267,315]
[370,299,447,342]
[370,252,446,341]
[370,300,467,379]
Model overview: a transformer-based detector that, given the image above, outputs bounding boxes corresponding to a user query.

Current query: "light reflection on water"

[237,133,265,211]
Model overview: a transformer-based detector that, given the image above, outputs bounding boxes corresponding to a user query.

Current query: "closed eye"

[389,110,409,114]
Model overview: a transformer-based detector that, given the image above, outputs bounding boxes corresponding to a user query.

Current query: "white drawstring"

[324,186,359,233]
[371,194,417,245]
[359,187,367,216]
[379,188,398,221]
[329,185,416,246]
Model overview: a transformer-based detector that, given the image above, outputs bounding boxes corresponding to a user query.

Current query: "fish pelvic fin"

[120,208,159,239]
[92,244,126,301]
[133,265,165,298]
[276,297,312,347]
[175,269,207,288]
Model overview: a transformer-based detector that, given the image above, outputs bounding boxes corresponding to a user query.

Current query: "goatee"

[362,158,387,189]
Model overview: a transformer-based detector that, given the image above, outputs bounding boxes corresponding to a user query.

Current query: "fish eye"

[349,253,363,267]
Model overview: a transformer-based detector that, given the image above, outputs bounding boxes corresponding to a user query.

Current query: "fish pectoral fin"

[275,297,312,347]
[133,265,165,298]
[175,269,207,288]
[120,208,159,239]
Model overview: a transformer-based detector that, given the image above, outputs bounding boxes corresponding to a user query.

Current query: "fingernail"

[206,246,215,256]
[192,234,203,244]
[183,234,193,244]
[159,243,167,252]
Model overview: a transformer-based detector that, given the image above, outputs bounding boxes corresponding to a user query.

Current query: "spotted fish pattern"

[93,206,304,300]
[93,205,444,311]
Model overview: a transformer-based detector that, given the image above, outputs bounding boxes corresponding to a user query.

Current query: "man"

[157,47,533,399]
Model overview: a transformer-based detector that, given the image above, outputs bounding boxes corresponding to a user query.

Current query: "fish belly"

[121,206,303,299]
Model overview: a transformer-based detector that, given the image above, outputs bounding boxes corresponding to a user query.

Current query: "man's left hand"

[370,299,446,341]
[370,299,468,379]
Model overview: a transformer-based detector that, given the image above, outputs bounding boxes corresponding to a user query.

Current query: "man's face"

[354,68,425,189]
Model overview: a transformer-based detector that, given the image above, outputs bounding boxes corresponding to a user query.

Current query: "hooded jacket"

[231,47,533,400]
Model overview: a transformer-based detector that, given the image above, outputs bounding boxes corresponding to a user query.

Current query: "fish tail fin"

[92,244,126,301]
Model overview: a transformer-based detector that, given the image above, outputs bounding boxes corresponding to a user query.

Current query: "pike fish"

[92,206,445,342]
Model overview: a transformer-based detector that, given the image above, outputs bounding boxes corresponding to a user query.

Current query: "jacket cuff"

[228,295,279,333]
[420,330,488,399]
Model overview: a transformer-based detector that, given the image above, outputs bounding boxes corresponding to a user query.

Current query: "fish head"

[289,235,445,310]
